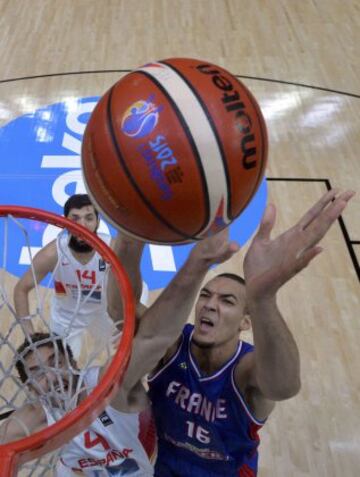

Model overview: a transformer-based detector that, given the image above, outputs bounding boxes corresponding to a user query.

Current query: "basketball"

[81,57,268,244]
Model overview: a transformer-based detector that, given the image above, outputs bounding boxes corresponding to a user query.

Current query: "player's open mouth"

[199,317,214,330]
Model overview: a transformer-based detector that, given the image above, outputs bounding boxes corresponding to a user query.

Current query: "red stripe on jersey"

[249,422,262,443]
[54,280,66,294]
[138,407,157,460]
[239,463,256,477]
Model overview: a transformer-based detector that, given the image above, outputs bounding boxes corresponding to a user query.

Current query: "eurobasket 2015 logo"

[0,96,267,290]
[121,95,163,139]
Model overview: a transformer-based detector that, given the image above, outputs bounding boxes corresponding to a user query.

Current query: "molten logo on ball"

[121,95,163,138]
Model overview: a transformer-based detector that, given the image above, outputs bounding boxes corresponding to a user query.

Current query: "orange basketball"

[81,58,268,244]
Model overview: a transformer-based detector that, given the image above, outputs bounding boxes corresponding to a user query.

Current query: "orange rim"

[0,205,135,474]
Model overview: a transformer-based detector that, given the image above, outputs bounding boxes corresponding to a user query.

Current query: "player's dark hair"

[63,194,98,218]
[15,333,75,384]
[216,273,246,286]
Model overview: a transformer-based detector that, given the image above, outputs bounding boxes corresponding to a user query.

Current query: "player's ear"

[239,306,251,331]
[95,213,100,232]
[239,316,251,331]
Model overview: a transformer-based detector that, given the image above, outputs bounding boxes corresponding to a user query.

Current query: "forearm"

[121,254,210,392]
[13,285,31,318]
[107,236,144,323]
[248,295,301,400]
[13,287,34,335]
[138,255,209,344]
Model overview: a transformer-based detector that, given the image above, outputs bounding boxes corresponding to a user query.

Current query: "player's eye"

[199,292,210,298]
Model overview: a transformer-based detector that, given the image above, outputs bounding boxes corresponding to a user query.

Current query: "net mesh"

[0,212,122,476]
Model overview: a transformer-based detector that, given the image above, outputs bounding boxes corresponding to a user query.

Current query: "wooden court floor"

[0,1,359,476]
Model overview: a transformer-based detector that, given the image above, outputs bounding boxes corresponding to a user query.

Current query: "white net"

[0,212,122,476]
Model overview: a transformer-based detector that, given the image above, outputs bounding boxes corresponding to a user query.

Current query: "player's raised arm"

[239,189,355,406]
[121,228,240,392]
[13,241,58,335]
[107,233,145,328]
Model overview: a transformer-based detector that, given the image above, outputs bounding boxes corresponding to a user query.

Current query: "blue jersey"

[148,324,265,477]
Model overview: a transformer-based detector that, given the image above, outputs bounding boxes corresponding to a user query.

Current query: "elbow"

[278,379,301,400]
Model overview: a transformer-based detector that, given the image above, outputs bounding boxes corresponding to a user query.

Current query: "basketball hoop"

[0,205,135,476]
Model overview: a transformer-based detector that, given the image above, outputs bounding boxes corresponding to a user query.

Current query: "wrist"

[246,292,277,311]
[186,252,212,276]
[174,256,210,289]
[18,314,33,321]
[113,235,145,255]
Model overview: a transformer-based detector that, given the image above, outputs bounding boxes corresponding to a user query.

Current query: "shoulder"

[151,324,189,374]
[32,239,58,269]
[36,239,58,259]
[234,348,256,388]
[234,349,275,421]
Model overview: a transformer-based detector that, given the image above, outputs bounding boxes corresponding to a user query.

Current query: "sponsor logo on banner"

[0,96,267,290]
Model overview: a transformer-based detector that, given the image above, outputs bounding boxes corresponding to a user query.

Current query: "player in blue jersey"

[107,189,354,477]
[144,189,353,477]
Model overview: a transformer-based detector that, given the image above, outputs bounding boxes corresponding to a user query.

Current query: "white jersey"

[50,232,112,337]
[43,367,154,476]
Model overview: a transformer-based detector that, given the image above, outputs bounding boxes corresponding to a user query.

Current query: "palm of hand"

[244,224,302,298]
[243,189,354,299]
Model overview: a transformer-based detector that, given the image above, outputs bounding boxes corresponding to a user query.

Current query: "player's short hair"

[63,194,98,218]
[15,333,75,384]
[216,272,246,286]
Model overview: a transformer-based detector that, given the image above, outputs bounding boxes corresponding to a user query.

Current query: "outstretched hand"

[243,189,355,300]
